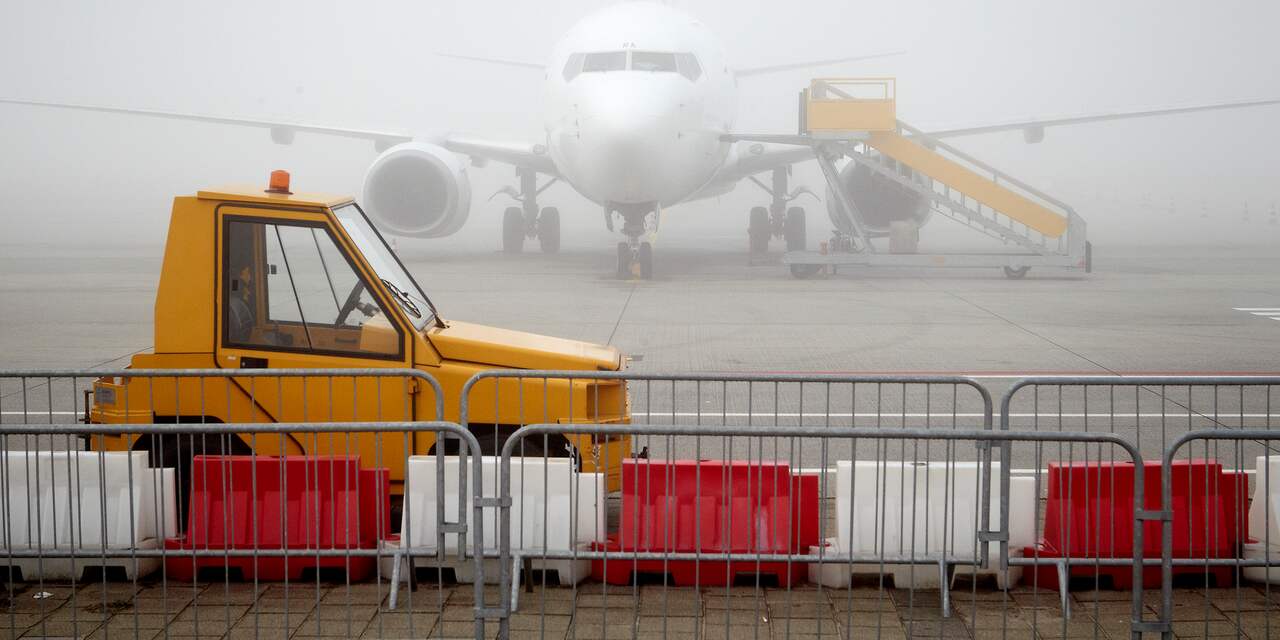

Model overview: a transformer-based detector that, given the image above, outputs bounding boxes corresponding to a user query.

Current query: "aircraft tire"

[616,242,632,279]
[784,206,806,251]
[638,242,653,279]
[538,207,561,254]
[503,207,524,254]
[1003,266,1030,280]
[748,206,770,253]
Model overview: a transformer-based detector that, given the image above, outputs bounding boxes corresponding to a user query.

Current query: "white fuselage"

[542,2,737,211]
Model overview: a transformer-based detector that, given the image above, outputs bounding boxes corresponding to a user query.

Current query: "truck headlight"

[94,386,117,406]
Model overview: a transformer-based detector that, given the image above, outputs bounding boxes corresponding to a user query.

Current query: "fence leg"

[1057,562,1071,619]
[939,560,951,618]
[388,547,403,610]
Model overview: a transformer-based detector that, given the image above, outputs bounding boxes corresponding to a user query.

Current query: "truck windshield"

[333,204,437,330]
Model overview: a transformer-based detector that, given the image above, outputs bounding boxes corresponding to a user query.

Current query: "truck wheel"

[503,207,524,253]
[538,207,561,254]
[428,427,580,470]
[132,426,252,533]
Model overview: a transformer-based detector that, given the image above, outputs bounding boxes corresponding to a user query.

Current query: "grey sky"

[1,0,1277,248]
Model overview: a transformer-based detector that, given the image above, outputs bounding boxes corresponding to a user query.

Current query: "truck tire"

[132,424,252,532]
[428,426,580,470]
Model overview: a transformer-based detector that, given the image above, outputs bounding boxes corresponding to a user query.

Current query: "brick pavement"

[2,578,1278,639]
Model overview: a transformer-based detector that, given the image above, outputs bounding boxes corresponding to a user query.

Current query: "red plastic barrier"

[1025,459,1246,590]
[165,455,390,581]
[592,460,819,586]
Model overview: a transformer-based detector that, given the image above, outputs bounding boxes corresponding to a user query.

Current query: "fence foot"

[1057,561,1071,620]
[940,561,951,618]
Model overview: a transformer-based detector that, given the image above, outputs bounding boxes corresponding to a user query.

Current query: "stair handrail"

[894,120,1079,226]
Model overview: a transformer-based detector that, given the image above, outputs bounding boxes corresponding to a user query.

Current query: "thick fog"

[1,0,1277,250]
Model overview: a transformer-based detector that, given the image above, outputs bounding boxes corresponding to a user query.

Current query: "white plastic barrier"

[0,450,177,580]
[811,461,1035,590]
[1245,456,1280,584]
[391,455,604,586]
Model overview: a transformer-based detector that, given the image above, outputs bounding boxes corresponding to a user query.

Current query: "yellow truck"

[89,171,631,494]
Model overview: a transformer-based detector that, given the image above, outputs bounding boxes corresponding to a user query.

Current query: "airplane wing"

[0,97,414,151]
[442,135,558,175]
[924,97,1280,143]
[735,50,906,77]
[700,93,1280,193]
[0,97,555,173]
[682,141,817,203]
[434,52,545,70]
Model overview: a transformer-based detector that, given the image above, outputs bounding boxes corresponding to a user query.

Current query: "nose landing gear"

[616,241,653,279]
[612,207,656,280]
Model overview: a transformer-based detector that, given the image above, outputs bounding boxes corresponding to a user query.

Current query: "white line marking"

[1234,308,1280,311]
[1252,312,1280,316]
[5,409,1274,419]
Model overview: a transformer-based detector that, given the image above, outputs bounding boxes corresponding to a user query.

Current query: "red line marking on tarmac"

[696,370,1280,377]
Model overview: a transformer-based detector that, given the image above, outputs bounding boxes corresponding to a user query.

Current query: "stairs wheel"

[790,264,822,279]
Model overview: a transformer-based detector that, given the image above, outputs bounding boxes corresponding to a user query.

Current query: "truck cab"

[91,172,630,490]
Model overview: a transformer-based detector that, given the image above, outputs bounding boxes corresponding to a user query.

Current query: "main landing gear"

[497,168,560,254]
[747,167,814,256]
[610,207,655,280]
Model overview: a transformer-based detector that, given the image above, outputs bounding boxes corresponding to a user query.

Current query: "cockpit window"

[582,51,627,72]
[631,51,678,72]
[566,51,703,81]
[562,52,585,81]
[676,52,702,81]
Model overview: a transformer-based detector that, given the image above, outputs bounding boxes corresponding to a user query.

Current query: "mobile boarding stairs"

[730,78,1091,279]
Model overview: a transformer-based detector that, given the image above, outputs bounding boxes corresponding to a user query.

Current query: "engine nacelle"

[362,142,471,238]
[825,160,929,237]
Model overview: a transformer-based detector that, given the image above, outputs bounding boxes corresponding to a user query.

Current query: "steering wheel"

[335,281,372,326]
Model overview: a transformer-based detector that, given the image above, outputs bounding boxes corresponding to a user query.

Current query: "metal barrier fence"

[1158,429,1280,640]
[0,370,1278,638]
[0,420,486,640]
[1001,376,1280,457]
[459,370,996,508]
[497,423,1148,639]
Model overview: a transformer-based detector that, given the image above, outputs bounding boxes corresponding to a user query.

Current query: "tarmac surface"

[2,241,1278,376]
[1,240,1279,638]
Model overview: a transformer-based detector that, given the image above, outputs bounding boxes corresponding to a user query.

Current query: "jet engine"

[825,159,930,237]
[362,142,471,238]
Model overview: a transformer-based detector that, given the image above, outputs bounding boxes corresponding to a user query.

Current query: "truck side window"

[223,218,403,358]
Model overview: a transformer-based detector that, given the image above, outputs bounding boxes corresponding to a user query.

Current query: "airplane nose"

[573,92,681,201]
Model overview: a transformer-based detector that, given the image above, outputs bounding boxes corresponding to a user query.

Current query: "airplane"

[4,1,1279,279]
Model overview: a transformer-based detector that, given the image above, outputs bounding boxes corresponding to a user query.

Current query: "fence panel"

[1000,376,1280,458]
[1157,429,1280,640]
[0,420,485,640]
[493,422,1147,640]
